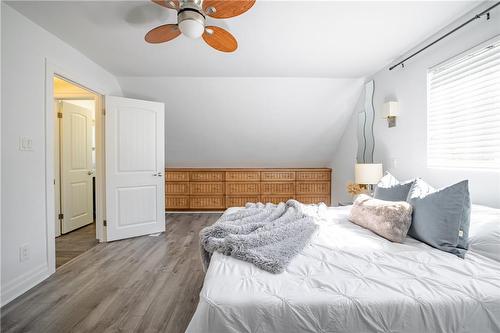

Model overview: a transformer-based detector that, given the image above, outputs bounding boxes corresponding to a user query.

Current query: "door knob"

[88,170,94,176]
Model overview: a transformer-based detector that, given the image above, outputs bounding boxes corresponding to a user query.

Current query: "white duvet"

[187,205,500,333]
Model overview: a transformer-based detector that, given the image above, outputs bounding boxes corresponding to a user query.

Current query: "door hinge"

[58,213,64,220]
[103,219,107,227]
[102,108,106,116]
[57,112,63,118]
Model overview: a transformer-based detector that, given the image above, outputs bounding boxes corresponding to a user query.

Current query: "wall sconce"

[383,101,399,128]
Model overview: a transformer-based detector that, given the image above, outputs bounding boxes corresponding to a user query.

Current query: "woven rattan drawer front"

[226,182,260,195]
[261,182,295,195]
[190,196,225,209]
[190,182,224,195]
[261,171,295,182]
[296,182,330,195]
[225,196,260,208]
[166,182,189,195]
[165,168,331,211]
[225,171,260,182]
[166,196,189,210]
[296,171,331,182]
[190,171,224,182]
[296,195,331,205]
[166,171,189,182]
[260,195,294,205]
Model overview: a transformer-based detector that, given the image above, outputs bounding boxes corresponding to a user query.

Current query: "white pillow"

[378,172,400,187]
[467,204,500,262]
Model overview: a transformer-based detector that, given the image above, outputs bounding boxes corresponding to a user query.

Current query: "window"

[427,38,500,170]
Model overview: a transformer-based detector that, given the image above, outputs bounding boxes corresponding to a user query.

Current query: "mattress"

[186,205,500,333]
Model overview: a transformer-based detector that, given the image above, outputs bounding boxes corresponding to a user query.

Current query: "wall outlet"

[19,136,33,151]
[391,158,398,169]
[19,244,30,262]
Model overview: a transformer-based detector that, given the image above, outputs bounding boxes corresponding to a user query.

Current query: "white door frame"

[45,59,107,275]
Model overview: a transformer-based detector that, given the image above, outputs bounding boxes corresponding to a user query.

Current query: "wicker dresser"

[165,168,332,211]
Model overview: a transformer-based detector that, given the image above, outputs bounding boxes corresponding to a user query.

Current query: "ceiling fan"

[145,0,255,52]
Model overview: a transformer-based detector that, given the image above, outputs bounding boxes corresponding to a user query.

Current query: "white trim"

[46,60,107,246]
[166,211,225,214]
[1,264,49,306]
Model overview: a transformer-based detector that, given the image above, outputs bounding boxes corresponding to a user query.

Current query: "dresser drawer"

[296,195,331,205]
[260,195,294,205]
[165,196,189,210]
[226,182,260,195]
[261,182,295,195]
[166,182,189,195]
[225,171,260,182]
[261,171,295,182]
[190,171,224,182]
[296,170,331,181]
[296,182,330,195]
[190,196,225,209]
[225,196,260,208]
[190,182,224,195]
[165,171,189,182]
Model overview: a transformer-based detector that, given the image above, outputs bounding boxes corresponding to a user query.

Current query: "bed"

[186,204,500,333]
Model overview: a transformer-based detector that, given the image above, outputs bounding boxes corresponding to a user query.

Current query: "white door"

[105,96,165,241]
[60,101,94,234]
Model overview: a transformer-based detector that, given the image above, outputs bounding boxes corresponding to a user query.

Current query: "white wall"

[119,77,363,168]
[332,3,500,208]
[1,4,122,305]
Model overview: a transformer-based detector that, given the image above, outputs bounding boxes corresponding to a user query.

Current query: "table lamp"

[355,163,383,195]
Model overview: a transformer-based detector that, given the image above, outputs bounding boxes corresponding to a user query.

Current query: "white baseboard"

[166,211,224,214]
[1,264,50,307]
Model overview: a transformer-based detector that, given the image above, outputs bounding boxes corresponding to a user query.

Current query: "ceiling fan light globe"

[179,19,204,39]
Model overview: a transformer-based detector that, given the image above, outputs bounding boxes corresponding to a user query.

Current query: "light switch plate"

[19,136,33,151]
[19,244,30,262]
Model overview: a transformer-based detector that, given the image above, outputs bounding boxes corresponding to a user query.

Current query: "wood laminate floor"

[1,213,221,333]
[56,222,98,268]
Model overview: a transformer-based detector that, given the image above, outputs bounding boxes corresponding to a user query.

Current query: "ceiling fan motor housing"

[178,8,206,38]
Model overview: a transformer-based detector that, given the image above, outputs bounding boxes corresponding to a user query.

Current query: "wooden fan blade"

[151,0,179,10]
[145,24,181,43]
[203,0,255,19]
[203,26,238,52]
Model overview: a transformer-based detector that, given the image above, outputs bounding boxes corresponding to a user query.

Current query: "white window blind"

[427,38,500,170]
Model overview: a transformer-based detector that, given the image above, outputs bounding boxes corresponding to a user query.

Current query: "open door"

[105,96,165,241]
[60,101,94,234]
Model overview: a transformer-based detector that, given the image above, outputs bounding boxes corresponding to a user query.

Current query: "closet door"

[60,101,94,234]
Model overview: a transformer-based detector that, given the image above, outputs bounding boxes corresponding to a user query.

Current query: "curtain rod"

[389,1,500,71]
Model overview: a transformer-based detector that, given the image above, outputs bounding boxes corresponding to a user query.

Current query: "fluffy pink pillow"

[349,194,413,243]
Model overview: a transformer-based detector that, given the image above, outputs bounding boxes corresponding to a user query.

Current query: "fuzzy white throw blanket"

[200,200,323,274]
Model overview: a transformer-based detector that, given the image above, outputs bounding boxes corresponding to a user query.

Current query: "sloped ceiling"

[6,1,479,166]
[119,77,363,167]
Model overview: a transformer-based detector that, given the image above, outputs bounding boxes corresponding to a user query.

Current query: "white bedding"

[187,205,500,333]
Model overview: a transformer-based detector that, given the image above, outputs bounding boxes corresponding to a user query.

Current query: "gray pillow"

[374,172,415,202]
[407,179,471,258]
[349,194,413,243]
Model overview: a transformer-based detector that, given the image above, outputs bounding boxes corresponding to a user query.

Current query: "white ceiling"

[8,0,479,78]
[119,77,364,167]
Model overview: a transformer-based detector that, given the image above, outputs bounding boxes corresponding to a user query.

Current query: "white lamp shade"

[355,163,383,184]
[178,19,204,39]
[383,101,399,118]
